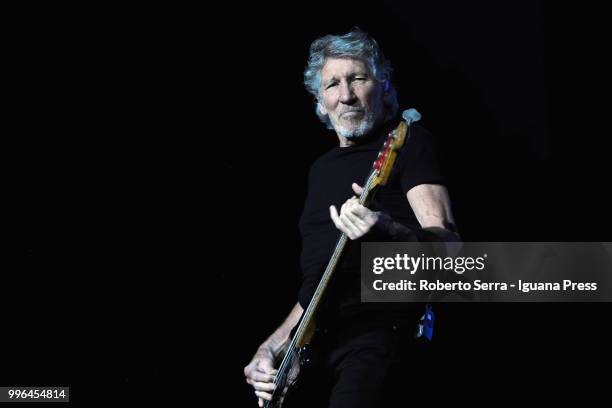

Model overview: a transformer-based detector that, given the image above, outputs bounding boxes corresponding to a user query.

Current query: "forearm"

[375,212,461,242]
[261,302,303,354]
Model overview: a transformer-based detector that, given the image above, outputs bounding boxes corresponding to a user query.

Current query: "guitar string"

[271,168,377,396]
[270,140,384,394]
[269,126,408,403]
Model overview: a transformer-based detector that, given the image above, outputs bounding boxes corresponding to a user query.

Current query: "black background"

[10,0,611,405]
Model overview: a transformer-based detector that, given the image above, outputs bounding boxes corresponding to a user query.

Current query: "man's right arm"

[262,302,303,355]
[244,302,303,406]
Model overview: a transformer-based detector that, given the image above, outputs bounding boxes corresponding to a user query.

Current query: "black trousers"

[288,313,425,408]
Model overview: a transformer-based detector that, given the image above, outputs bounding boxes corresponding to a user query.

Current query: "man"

[244,29,458,407]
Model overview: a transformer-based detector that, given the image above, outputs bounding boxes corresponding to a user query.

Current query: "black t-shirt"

[297,118,444,323]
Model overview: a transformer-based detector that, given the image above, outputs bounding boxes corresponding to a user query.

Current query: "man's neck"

[338,137,358,147]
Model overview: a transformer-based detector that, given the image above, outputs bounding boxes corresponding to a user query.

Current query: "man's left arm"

[370,183,460,242]
[330,182,460,242]
[405,183,460,240]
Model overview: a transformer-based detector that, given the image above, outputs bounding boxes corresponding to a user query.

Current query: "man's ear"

[317,101,328,116]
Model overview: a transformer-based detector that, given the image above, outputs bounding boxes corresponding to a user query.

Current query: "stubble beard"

[332,103,384,139]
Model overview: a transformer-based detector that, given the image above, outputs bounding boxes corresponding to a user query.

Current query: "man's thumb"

[352,182,364,195]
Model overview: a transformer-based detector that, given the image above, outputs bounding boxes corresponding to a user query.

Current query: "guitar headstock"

[370,121,408,188]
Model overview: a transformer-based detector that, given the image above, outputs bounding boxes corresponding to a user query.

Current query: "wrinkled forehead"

[320,57,372,81]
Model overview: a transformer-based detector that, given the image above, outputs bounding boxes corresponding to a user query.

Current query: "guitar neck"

[267,117,412,408]
[292,168,378,345]
[291,118,410,346]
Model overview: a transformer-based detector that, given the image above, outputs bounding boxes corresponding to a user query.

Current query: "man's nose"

[338,82,357,104]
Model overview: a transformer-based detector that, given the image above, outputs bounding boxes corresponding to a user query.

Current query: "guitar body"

[265,317,317,408]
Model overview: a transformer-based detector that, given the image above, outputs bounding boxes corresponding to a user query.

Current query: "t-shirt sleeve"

[397,124,445,194]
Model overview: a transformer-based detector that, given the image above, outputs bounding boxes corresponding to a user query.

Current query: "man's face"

[318,57,385,139]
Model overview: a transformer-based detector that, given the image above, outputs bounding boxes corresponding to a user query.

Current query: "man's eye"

[326,83,338,89]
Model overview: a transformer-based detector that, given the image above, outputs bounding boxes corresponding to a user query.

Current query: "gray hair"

[303,29,399,129]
